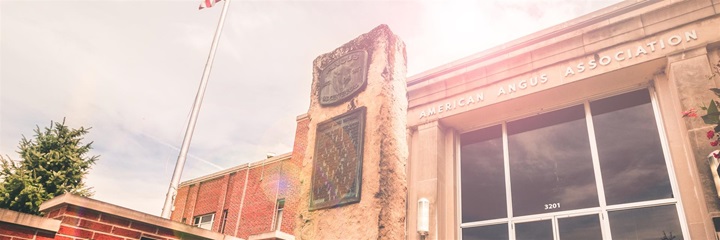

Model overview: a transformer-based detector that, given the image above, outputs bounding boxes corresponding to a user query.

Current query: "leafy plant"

[682,60,720,151]
[661,231,677,240]
[0,118,98,215]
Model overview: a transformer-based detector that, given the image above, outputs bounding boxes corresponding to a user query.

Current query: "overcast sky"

[1,0,621,215]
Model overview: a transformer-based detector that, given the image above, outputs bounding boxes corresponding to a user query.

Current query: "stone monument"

[294,25,408,239]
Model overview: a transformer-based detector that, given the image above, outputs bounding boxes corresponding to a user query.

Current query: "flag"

[199,0,222,10]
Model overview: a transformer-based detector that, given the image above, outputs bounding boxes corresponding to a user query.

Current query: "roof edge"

[0,208,61,232]
[38,194,243,240]
[407,0,662,85]
[179,152,292,187]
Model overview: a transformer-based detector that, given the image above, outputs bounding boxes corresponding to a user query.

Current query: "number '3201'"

[544,203,560,210]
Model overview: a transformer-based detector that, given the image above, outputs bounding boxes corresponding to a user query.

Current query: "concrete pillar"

[664,46,718,239]
[294,25,408,239]
[438,129,458,240]
[407,121,456,240]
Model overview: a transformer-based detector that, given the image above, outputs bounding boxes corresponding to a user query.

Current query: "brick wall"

[46,205,186,240]
[218,172,237,234]
[2,194,236,240]
[192,176,226,232]
[0,222,56,240]
[223,169,247,236]
[280,116,308,233]
[170,115,309,239]
[236,160,282,238]
[171,184,190,223]
[179,184,199,225]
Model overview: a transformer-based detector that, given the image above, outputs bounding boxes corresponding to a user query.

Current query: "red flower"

[682,108,698,118]
[711,140,718,147]
[708,130,715,139]
[714,152,720,159]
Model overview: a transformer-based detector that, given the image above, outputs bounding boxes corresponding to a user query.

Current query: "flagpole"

[161,0,232,219]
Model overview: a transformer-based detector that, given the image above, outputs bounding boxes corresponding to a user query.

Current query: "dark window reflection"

[515,220,553,240]
[558,214,602,240]
[609,205,683,240]
[462,224,508,240]
[461,125,506,222]
[591,90,672,205]
[508,105,598,216]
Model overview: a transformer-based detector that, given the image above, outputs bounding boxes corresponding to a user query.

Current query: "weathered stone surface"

[668,50,720,214]
[318,50,368,106]
[294,24,408,240]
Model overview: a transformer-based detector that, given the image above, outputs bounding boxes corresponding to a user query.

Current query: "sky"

[0,0,622,215]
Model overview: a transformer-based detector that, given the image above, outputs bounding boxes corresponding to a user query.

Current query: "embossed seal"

[318,50,368,106]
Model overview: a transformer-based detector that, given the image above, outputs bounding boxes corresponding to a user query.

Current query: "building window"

[193,213,215,230]
[272,198,285,231]
[460,89,684,239]
[219,209,229,234]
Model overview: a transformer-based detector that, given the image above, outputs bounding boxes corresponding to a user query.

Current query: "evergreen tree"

[0,119,98,215]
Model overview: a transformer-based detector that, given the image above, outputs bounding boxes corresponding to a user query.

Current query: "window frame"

[272,198,286,231]
[456,86,689,239]
[193,213,215,231]
[219,209,229,233]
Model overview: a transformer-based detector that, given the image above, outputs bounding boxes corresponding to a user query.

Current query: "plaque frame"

[309,107,366,211]
[318,50,368,106]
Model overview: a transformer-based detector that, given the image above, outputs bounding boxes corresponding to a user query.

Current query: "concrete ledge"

[0,208,60,232]
[38,194,243,240]
[248,230,295,240]
[407,0,665,86]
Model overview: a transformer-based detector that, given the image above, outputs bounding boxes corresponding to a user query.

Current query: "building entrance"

[460,88,686,240]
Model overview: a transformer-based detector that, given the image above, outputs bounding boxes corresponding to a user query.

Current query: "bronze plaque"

[310,107,366,210]
[318,50,368,106]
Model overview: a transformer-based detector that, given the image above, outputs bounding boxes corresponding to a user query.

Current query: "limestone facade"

[408,0,720,239]
[168,0,720,239]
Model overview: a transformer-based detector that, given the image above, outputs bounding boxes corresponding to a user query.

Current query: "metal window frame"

[456,86,689,240]
[271,198,286,231]
[193,213,215,230]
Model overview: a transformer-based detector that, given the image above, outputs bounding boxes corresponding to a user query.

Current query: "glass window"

[273,198,285,230]
[219,209,229,233]
[558,214,602,240]
[193,213,214,230]
[462,224,508,240]
[508,105,598,216]
[591,90,672,205]
[608,205,683,240]
[458,88,684,239]
[515,220,553,240]
[461,125,505,222]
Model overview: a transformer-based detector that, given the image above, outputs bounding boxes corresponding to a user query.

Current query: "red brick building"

[0,193,240,240]
[0,115,309,240]
[169,115,308,240]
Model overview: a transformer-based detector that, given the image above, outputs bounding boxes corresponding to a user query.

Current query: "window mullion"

[647,86,690,238]
[552,216,559,240]
[584,101,607,208]
[583,101,611,240]
[502,122,514,240]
